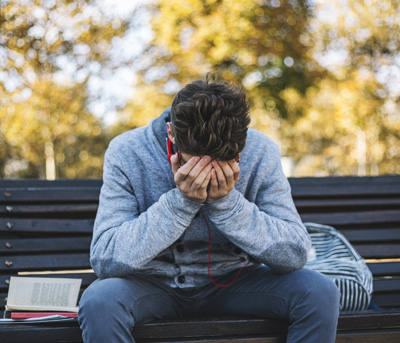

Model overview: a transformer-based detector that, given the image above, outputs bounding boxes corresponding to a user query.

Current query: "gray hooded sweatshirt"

[90,108,311,288]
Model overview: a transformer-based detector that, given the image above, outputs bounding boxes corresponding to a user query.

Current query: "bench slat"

[0,325,85,343]
[0,204,98,215]
[0,237,92,253]
[0,179,102,188]
[294,198,400,209]
[0,329,399,343]
[288,175,400,185]
[1,175,397,188]
[0,219,94,233]
[0,189,100,203]
[131,314,400,340]
[289,175,400,196]
[373,279,400,293]
[0,311,399,343]
[336,331,400,343]
[291,184,400,197]
[2,209,400,224]
[340,228,400,242]
[301,210,400,225]
[371,293,400,307]
[1,253,91,271]
[2,177,399,200]
[367,262,400,277]
[353,244,400,259]
[1,223,399,243]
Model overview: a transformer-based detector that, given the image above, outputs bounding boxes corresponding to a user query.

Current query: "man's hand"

[171,154,212,204]
[207,159,240,202]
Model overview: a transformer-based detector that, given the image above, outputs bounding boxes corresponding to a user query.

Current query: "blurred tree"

[1,0,127,85]
[124,0,324,134]
[1,80,107,178]
[281,74,383,175]
[1,0,399,178]
[124,0,400,176]
[281,0,400,175]
[0,0,128,178]
[109,82,173,137]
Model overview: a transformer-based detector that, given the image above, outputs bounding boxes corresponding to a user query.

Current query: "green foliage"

[0,0,127,178]
[140,0,322,117]
[283,0,400,175]
[1,80,108,177]
[130,0,400,176]
[1,0,399,178]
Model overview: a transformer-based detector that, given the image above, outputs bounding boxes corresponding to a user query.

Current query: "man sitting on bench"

[78,75,340,343]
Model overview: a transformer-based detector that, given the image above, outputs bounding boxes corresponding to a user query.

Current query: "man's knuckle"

[201,182,209,189]
[181,185,189,192]
[193,180,202,187]
[180,170,189,177]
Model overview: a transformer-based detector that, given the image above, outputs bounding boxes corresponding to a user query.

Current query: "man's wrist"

[166,188,204,223]
[205,188,240,213]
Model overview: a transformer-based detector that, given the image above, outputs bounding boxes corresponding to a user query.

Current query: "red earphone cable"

[167,138,174,164]
[167,138,245,287]
[200,209,245,287]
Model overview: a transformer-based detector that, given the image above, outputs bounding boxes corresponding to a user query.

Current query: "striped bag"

[304,222,373,311]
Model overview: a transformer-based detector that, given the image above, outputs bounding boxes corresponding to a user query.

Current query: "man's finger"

[219,161,234,178]
[228,160,240,183]
[207,168,218,201]
[190,163,212,191]
[217,161,234,188]
[170,154,180,175]
[208,168,217,191]
[174,156,200,183]
[186,156,211,182]
[199,169,212,195]
[212,161,227,188]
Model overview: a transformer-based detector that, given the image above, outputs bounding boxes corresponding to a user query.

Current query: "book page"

[6,277,82,312]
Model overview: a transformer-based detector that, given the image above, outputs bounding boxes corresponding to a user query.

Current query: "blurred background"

[1,0,399,179]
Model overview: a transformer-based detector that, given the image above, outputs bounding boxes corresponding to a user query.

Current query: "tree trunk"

[45,141,56,180]
[356,128,367,176]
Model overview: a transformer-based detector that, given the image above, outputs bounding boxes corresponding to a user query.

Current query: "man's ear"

[166,122,175,144]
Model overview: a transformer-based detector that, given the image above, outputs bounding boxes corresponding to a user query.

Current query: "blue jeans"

[78,265,340,343]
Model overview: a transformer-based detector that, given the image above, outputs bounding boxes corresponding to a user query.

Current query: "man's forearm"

[205,188,311,273]
[91,188,203,279]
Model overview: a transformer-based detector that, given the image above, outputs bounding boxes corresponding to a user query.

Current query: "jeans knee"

[292,269,340,319]
[312,275,340,315]
[79,278,133,322]
[286,270,339,343]
[78,278,138,343]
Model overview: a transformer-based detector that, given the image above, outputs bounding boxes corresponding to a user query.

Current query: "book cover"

[11,312,78,319]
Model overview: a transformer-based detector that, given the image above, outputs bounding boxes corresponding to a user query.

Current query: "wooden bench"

[1,176,400,343]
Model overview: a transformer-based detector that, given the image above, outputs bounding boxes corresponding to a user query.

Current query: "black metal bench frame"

[1,176,400,343]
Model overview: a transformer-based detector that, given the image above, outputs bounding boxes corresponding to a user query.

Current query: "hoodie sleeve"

[205,141,311,274]
[90,141,203,279]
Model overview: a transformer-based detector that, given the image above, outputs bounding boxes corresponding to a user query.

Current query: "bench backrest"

[1,176,399,311]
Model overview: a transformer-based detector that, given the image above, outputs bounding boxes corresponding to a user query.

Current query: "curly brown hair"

[170,75,250,161]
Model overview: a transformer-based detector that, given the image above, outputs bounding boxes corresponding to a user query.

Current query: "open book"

[5,276,82,313]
